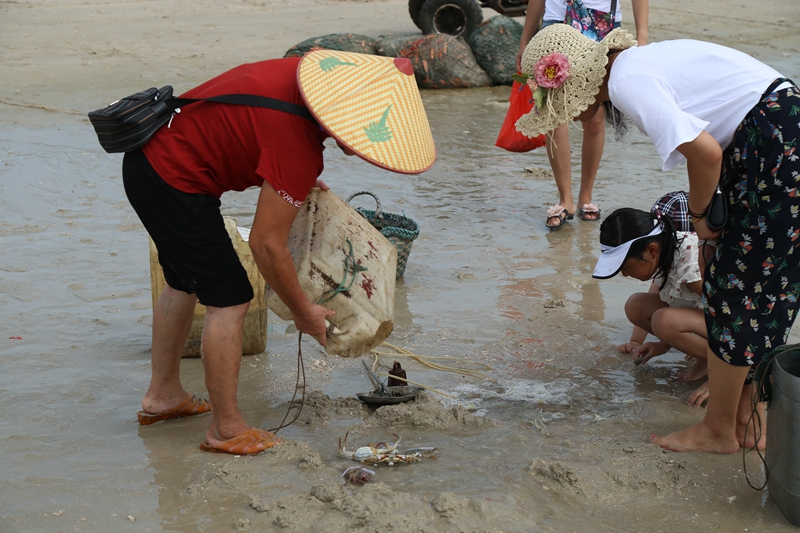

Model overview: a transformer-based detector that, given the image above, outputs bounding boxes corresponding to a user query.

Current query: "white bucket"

[265,188,397,358]
[149,216,268,357]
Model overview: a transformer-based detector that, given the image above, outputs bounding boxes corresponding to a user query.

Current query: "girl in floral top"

[593,208,710,407]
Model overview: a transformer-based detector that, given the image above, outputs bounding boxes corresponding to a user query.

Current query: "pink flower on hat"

[534,53,570,89]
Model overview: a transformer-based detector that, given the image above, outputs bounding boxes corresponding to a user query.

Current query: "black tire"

[409,0,426,29]
[418,0,484,38]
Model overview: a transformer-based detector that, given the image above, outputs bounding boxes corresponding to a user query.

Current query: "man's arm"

[249,182,334,344]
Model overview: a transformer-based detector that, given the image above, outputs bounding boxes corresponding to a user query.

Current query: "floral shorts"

[704,79,800,380]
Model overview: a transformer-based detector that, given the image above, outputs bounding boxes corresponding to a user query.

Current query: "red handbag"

[495,79,546,153]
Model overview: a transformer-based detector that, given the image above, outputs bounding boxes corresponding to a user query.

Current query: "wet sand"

[2,0,800,532]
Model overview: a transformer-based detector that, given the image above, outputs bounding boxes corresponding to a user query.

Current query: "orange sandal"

[199,428,283,455]
[137,393,211,425]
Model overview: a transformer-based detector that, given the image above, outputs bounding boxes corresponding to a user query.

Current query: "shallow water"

[4,4,800,528]
[3,83,800,532]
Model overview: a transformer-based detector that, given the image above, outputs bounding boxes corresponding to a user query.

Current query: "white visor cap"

[592,225,663,279]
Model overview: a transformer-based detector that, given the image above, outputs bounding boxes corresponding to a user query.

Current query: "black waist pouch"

[88,86,176,154]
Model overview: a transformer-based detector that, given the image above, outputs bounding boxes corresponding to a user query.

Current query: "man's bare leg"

[653,349,749,453]
[141,284,197,413]
[200,302,254,444]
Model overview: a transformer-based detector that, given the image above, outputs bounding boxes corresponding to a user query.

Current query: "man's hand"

[292,304,336,346]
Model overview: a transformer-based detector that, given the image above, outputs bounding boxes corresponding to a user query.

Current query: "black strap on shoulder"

[166,94,316,123]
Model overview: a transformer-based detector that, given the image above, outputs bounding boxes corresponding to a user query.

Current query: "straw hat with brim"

[516,25,637,138]
[297,50,436,174]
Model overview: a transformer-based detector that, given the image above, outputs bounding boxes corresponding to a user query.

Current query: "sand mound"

[291,390,492,430]
[365,391,493,429]
[294,390,371,425]
[528,442,698,502]
[249,481,525,533]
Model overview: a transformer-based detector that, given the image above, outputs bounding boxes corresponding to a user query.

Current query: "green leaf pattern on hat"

[364,105,393,143]
[319,57,358,72]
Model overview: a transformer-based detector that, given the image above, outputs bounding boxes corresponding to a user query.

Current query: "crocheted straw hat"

[515,25,637,138]
[297,50,436,174]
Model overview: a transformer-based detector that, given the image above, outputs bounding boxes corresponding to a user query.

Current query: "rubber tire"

[418,0,484,38]
[409,0,426,29]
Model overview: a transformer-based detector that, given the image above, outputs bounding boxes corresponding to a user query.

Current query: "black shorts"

[122,149,254,308]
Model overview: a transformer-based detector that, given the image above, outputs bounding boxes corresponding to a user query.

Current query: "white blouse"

[656,232,703,309]
[609,40,782,171]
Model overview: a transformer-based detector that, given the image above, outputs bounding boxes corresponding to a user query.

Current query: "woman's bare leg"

[577,106,605,216]
[653,349,748,453]
[546,123,574,227]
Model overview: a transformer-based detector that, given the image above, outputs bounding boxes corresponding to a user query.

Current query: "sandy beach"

[2,0,800,532]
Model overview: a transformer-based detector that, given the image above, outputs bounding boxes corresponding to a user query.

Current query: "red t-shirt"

[143,57,326,206]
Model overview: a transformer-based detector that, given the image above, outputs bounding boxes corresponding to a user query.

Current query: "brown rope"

[268,331,306,433]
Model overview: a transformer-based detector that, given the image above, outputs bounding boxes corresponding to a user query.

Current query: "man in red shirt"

[124,51,434,455]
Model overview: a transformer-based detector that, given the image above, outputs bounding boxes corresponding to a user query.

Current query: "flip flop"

[137,393,211,425]
[578,203,601,221]
[199,428,283,455]
[545,204,574,230]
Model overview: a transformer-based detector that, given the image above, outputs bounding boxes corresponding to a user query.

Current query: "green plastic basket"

[346,191,419,278]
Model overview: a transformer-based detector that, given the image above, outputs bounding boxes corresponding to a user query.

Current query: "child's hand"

[616,341,642,354]
[633,341,670,366]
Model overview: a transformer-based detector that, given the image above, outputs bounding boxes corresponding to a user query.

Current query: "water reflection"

[544,221,605,324]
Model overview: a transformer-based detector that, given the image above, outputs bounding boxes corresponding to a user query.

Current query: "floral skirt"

[704,79,800,380]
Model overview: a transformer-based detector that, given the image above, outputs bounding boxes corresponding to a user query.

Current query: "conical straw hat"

[297,50,436,174]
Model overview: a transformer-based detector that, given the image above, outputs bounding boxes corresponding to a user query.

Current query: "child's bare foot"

[652,422,739,454]
[677,359,708,382]
[737,429,766,452]
[737,406,767,451]
[686,381,709,408]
